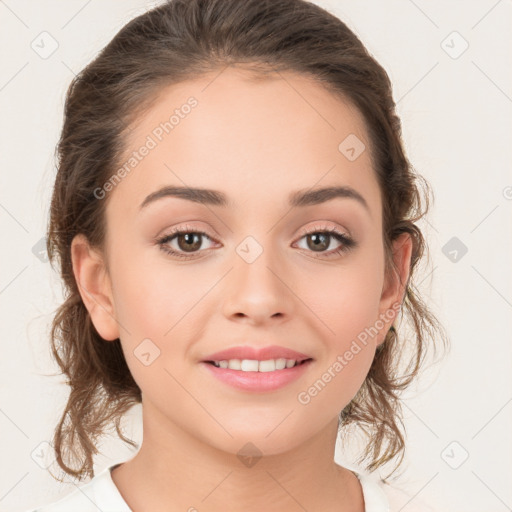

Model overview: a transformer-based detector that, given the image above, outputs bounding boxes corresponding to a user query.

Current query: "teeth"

[211,358,303,372]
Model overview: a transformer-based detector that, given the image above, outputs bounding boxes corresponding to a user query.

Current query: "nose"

[221,239,295,325]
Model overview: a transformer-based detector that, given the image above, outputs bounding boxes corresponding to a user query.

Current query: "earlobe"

[70,234,120,341]
[376,233,413,346]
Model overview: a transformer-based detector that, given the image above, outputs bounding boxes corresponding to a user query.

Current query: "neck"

[111,400,364,512]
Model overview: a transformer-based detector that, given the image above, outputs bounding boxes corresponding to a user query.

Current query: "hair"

[46,0,449,483]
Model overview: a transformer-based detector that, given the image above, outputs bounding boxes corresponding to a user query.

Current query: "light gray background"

[1,1,511,511]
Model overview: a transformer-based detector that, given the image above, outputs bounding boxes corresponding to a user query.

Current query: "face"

[73,67,410,456]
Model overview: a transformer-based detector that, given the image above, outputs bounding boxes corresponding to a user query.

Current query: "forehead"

[107,66,381,219]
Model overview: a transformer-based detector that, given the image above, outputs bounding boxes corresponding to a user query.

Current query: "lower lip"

[200,360,313,392]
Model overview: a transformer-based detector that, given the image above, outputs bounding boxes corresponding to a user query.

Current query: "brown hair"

[46,0,449,483]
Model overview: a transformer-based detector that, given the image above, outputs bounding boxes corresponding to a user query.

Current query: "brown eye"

[157,227,217,260]
[306,232,330,252]
[295,227,356,258]
[175,232,203,252]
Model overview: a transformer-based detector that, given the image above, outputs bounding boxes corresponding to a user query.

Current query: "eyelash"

[155,223,357,261]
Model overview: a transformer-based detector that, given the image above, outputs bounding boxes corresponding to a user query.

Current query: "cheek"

[108,245,218,380]
[108,254,194,399]
[109,230,385,408]
[110,243,199,335]
[292,244,384,397]
[293,272,379,422]
[296,250,385,344]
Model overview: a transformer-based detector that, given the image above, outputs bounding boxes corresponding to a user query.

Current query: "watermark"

[31,31,59,59]
[93,96,198,200]
[31,440,56,469]
[338,133,365,162]
[440,31,469,60]
[297,301,401,405]
[442,236,468,263]
[236,235,264,264]
[237,441,263,468]
[134,338,161,366]
[440,440,469,469]
[32,236,49,263]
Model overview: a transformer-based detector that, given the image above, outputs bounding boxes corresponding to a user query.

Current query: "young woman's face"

[78,67,410,456]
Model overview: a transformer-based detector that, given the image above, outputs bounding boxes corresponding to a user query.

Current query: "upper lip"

[202,345,313,362]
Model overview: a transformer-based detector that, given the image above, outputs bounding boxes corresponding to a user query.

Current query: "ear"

[70,234,120,341]
[376,232,413,346]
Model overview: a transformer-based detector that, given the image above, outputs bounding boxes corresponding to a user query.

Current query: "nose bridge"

[222,230,293,321]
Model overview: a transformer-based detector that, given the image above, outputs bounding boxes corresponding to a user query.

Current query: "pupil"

[179,233,201,252]
[309,233,328,251]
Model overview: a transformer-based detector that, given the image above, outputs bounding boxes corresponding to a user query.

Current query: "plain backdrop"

[0,1,511,511]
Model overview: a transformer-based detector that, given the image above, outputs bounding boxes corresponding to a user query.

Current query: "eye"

[156,224,217,260]
[294,225,356,258]
[156,223,357,260]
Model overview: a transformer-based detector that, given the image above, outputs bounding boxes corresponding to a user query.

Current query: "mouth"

[204,357,314,372]
[200,357,314,392]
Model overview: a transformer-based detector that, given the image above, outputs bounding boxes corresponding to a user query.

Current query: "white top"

[25,463,435,512]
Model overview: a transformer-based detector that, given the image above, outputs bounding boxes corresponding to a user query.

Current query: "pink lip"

[201,345,312,363]
[200,359,313,392]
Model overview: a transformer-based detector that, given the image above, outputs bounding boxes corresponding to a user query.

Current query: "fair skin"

[71,67,412,512]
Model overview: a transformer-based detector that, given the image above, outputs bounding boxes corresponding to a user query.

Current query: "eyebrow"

[139,185,370,213]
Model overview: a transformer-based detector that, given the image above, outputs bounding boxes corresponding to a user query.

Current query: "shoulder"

[24,464,131,512]
[23,479,99,512]
[355,472,437,512]
[355,472,390,512]
[380,480,438,512]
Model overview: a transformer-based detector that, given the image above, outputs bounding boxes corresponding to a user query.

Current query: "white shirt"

[25,463,435,512]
